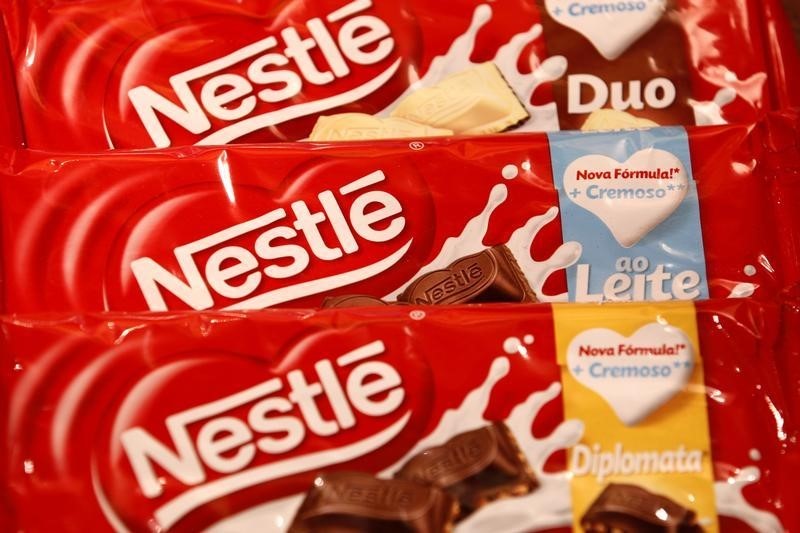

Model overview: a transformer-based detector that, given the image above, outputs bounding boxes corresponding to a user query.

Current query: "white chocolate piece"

[581,109,660,131]
[308,113,452,141]
[390,62,530,135]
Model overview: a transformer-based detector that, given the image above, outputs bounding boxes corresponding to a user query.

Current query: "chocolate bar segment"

[390,63,530,135]
[309,114,453,141]
[398,245,537,305]
[288,471,458,533]
[581,109,659,131]
[581,483,704,533]
[322,295,391,308]
[395,423,538,518]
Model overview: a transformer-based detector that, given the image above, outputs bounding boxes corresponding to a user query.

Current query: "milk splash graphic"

[383,172,583,302]
[689,71,755,126]
[690,87,736,126]
[728,282,756,299]
[728,263,758,298]
[205,347,784,533]
[378,356,586,533]
[715,467,783,533]
[453,369,584,532]
[377,4,567,132]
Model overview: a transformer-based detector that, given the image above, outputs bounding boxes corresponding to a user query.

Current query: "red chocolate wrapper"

[0,0,799,149]
[780,296,800,417]
[759,0,800,110]
[761,109,800,408]
[0,300,797,532]
[1,120,798,312]
[761,109,800,296]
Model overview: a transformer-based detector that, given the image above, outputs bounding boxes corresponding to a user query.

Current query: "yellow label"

[553,302,716,532]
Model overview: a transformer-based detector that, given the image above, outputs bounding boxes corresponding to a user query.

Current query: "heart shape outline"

[544,0,667,60]
[563,148,688,248]
[566,322,694,426]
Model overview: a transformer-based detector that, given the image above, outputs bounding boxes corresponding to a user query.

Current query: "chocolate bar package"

[1,300,797,531]
[0,0,799,149]
[1,120,799,312]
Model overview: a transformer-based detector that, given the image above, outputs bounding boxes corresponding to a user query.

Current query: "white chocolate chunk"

[581,109,660,131]
[390,62,530,135]
[308,113,452,141]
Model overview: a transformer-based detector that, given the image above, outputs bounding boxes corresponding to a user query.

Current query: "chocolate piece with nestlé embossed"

[309,62,530,140]
[581,483,704,533]
[288,471,459,533]
[398,245,537,305]
[309,114,453,141]
[394,423,538,519]
[389,63,531,135]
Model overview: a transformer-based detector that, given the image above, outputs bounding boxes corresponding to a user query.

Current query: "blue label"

[548,127,709,302]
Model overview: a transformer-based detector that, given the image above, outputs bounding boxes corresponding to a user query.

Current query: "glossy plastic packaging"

[0,0,799,149]
[1,121,799,312]
[1,300,797,532]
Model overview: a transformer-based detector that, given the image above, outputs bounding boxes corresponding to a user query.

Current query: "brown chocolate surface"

[581,483,704,533]
[537,0,695,129]
[289,471,458,533]
[395,423,538,518]
[398,245,537,305]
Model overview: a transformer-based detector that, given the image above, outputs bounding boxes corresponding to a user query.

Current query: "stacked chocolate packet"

[1,1,800,532]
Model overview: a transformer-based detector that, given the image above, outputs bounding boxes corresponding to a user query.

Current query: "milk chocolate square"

[394,423,538,518]
[397,245,537,305]
[581,483,704,533]
[289,471,459,533]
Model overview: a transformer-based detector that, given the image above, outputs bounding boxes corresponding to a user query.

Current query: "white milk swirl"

[715,467,783,533]
[689,70,765,126]
[378,4,567,132]
[383,167,583,303]
[690,87,737,126]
